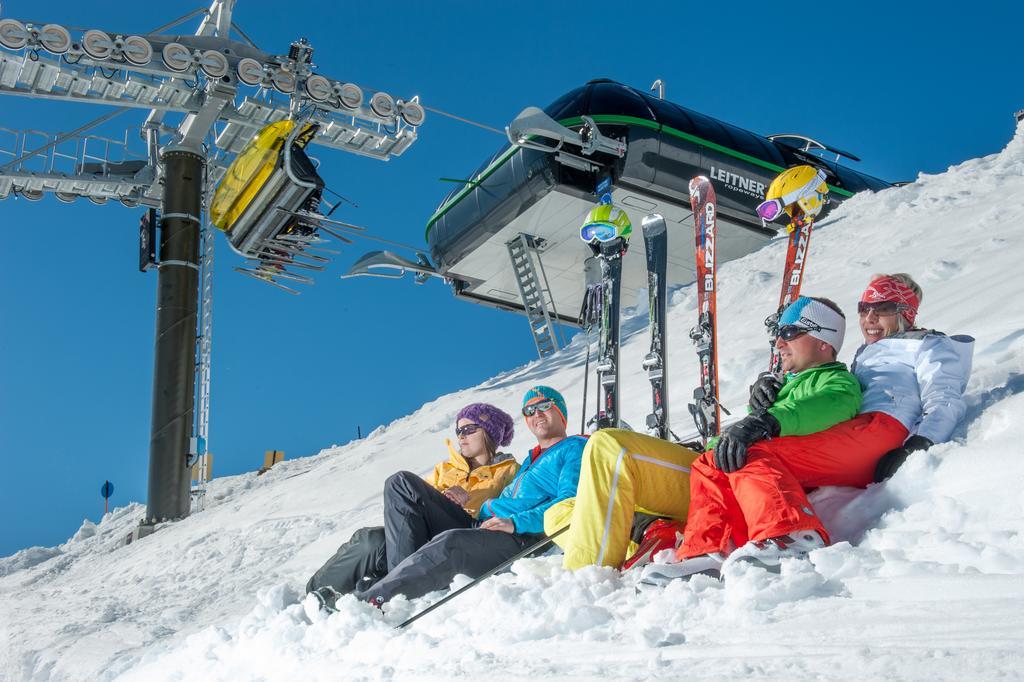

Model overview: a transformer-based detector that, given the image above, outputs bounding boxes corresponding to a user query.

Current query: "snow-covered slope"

[3,124,1024,681]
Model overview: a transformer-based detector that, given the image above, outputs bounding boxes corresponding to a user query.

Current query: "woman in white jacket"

[849,273,975,480]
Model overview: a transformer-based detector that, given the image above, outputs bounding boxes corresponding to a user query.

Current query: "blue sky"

[1,0,1021,556]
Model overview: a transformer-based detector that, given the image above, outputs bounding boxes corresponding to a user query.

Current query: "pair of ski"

[686,176,817,444]
[579,184,722,441]
[579,216,671,438]
[580,181,713,442]
[583,177,815,443]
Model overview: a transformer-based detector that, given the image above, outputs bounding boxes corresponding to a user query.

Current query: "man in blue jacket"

[356,386,586,606]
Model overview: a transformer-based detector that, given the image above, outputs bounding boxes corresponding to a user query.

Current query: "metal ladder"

[506,233,564,359]
[190,192,215,511]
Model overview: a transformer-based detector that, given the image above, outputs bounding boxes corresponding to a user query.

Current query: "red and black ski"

[687,176,722,443]
[765,220,814,372]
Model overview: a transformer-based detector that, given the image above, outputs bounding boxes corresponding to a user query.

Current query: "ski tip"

[688,175,711,191]
[641,213,667,234]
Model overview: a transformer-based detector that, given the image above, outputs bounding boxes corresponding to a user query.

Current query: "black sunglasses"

[777,317,838,341]
[455,423,483,437]
[776,325,810,341]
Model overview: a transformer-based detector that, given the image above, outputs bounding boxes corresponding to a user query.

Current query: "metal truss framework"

[0,1,423,527]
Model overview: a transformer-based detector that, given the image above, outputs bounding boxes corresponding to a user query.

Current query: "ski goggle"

[522,399,555,417]
[857,301,907,317]
[455,423,483,437]
[756,169,828,222]
[755,198,788,222]
[580,222,620,244]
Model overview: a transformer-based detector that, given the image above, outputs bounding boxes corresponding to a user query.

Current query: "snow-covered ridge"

[3,124,1024,681]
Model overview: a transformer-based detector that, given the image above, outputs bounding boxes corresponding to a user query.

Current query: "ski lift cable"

[277,209,426,253]
[344,231,422,252]
[320,221,425,253]
[422,106,504,135]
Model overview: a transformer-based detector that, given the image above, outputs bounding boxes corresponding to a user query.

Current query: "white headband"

[779,297,846,353]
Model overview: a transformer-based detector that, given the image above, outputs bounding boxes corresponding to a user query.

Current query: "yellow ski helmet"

[580,195,632,244]
[757,165,830,225]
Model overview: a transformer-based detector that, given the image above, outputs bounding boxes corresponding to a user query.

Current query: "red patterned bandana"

[860,276,919,327]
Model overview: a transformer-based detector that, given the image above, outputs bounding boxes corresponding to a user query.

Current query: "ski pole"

[397,525,569,629]
[580,329,591,435]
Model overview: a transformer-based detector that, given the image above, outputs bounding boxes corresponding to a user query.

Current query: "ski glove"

[873,435,933,482]
[748,372,783,413]
[714,412,780,473]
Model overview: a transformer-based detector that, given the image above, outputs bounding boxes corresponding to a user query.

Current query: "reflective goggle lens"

[756,199,785,221]
[759,169,829,222]
[522,399,554,417]
[580,223,619,243]
[857,301,905,316]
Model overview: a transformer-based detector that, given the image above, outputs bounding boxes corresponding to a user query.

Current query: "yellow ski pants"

[544,429,700,570]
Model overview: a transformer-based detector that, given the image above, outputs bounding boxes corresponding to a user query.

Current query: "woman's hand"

[873,435,933,482]
[443,485,469,507]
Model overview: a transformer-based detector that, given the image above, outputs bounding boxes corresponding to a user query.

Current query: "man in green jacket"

[550,296,860,572]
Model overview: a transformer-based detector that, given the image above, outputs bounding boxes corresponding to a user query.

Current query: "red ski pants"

[679,412,909,558]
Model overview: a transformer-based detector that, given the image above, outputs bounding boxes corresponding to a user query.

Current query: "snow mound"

[3,123,1024,681]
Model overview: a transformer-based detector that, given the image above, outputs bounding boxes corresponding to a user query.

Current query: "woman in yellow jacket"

[306,403,519,610]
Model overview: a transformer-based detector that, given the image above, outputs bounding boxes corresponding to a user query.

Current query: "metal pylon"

[506,233,564,359]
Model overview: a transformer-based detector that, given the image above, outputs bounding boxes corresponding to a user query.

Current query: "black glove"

[873,435,933,482]
[714,413,780,473]
[748,372,783,413]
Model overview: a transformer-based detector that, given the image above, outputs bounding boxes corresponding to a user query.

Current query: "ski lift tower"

[0,1,423,539]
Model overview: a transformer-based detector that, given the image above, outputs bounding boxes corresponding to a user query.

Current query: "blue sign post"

[101,480,114,515]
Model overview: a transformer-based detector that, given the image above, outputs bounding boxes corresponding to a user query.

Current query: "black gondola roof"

[426,79,890,241]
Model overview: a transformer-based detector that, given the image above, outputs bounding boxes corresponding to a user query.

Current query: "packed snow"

[3,124,1024,681]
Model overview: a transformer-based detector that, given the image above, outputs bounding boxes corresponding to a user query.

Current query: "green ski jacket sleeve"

[768,361,863,436]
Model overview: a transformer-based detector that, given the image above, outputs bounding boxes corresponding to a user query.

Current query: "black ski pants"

[362,470,546,603]
[356,526,545,604]
[305,526,388,596]
[382,470,476,570]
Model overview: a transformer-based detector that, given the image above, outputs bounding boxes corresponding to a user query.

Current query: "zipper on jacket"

[510,455,536,498]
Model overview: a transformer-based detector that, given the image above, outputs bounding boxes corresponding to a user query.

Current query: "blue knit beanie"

[456,403,515,447]
[521,385,568,425]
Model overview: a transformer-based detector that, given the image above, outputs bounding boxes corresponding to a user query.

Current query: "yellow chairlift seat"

[211,120,325,258]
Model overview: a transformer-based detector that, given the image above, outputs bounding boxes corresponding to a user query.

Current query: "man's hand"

[873,435,933,482]
[714,413,779,473]
[749,372,783,413]
[443,485,469,507]
[479,517,515,533]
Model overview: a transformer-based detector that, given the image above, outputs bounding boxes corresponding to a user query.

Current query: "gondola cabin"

[350,79,891,353]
